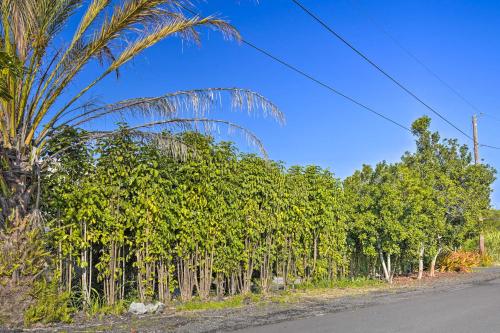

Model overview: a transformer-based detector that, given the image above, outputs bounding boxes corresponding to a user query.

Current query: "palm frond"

[71,0,111,47]
[30,1,243,145]
[2,0,282,166]
[127,118,269,158]
[56,88,284,130]
[109,15,239,72]
[42,127,192,166]
[130,130,193,160]
[2,0,33,62]
[32,0,82,52]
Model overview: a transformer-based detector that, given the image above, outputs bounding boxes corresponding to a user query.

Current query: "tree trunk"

[197,249,213,300]
[0,148,47,289]
[379,251,392,284]
[230,272,237,296]
[429,247,442,277]
[81,250,89,305]
[215,272,224,299]
[417,244,425,280]
[312,235,318,278]
[104,240,118,305]
[260,235,273,294]
[241,238,254,294]
[0,148,34,227]
[121,245,126,300]
[479,233,485,255]
[157,259,171,303]
[177,256,194,301]
[81,221,90,306]
[66,227,73,293]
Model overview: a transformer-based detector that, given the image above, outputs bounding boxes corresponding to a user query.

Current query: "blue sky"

[74,1,500,206]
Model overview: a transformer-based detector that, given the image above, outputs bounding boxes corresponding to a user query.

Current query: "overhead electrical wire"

[291,0,473,141]
[241,40,412,132]
[344,1,500,151]
[182,3,500,149]
[181,5,411,133]
[348,0,484,116]
[481,113,500,123]
[480,144,500,150]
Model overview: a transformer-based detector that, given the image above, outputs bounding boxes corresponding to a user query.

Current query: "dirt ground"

[17,267,500,333]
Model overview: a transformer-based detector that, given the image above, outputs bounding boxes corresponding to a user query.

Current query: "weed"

[440,250,481,272]
[295,277,383,291]
[176,295,247,311]
[485,230,500,264]
[24,279,75,326]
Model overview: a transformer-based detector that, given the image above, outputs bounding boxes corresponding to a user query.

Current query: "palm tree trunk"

[0,148,47,296]
[0,148,34,227]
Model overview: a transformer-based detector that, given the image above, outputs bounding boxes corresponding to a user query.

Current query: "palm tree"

[0,0,282,282]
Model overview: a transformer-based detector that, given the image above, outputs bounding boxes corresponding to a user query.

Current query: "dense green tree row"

[42,117,495,308]
[345,117,495,281]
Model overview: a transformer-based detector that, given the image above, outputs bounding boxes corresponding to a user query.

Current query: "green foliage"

[24,279,75,326]
[485,230,500,263]
[484,210,500,231]
[36,116,495,322]
[88,300,127,318]
[345,116,495,281]
[296,277,383,290]
[480,253,493,267]
[175,295,251,311]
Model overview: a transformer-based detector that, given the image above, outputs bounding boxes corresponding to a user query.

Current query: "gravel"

[20,267,500,333]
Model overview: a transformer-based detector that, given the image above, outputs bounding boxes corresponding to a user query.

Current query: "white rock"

[128,302,147,315]
[145,302,165,314]
[272,277,284,285]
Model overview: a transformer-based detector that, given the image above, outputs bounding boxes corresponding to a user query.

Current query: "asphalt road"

[236,275,500,333]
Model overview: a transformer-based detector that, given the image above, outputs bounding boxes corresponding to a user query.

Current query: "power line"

[348,0,483,116]
[481,112,500,123]
[291,0,473,141]
[475,114,500,149]
[241,40,412,132]
[181,4,500,150]
[481,144,500,150]
[181,5,412,133]
[345,1,500,152]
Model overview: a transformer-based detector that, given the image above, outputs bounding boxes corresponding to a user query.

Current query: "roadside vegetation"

[16,115,494,326]
[0,0,280,327]
[462,210,500,264]
[0,0,497,329]
[485,231,500,263]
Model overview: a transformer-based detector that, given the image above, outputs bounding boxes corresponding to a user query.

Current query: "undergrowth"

[24,279,75,327]
[439,250,490,272]
[175,294,261,311]
[485,230,500,264]
[296,277,383,290]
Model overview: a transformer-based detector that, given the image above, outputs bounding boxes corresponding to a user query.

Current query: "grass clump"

[175,294,259,311]
[485,230,500,264]
[296,277,383,291]
[87,298,127,318]
[24,279,75,326]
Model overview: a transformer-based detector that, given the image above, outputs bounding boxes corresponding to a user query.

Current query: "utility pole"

[472,114,485,255]
[472,115,480,164]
